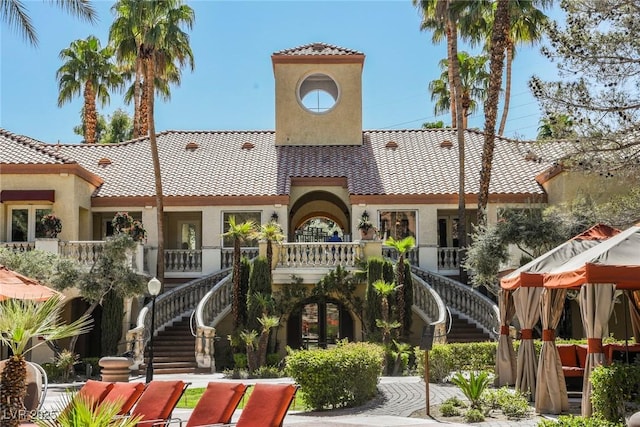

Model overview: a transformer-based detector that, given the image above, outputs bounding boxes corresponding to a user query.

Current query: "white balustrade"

[276,242,362,268]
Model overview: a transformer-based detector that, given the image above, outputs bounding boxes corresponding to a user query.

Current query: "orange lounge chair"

[102,382,146,415]
[129,380,189,426]
[234,383,297,427]
[75,379,114,409]
[184,382,248,427]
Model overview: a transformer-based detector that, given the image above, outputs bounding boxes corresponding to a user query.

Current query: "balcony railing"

[276,242,362,268]
[0,241,35,252]
[59,241,105,266]
[165,249,202,272]
[382,246,419,265]
[437,247,460,270]
[220,248,259,269]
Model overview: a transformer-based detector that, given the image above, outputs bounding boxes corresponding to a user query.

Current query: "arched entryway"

[288,190,351,242]
[286,298,354,349]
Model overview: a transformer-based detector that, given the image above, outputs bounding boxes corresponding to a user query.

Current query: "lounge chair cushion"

[102,382,146,415]
[236,383,296,427]
[186,382,247,427]
[133,380,186,422]
[77,380,113,408]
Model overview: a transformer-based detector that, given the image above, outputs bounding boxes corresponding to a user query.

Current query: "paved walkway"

[43,374,553,426]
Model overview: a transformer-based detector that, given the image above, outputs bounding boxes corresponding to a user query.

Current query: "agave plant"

[451,370,491,410]
[35,393,141,427]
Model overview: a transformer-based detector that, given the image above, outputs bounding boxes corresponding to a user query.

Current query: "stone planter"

[99,356,133,382]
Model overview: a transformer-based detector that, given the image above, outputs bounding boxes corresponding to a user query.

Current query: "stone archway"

[288,190,351,241]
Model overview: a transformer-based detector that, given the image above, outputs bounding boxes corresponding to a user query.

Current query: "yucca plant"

[0,296,93,427]
[35,393,141,427]
[451,370,491,410]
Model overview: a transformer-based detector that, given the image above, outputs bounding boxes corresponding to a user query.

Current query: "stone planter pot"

[98,356,133,382]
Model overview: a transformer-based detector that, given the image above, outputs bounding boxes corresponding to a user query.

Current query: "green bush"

[590,362,640,423]
[233,353,248,369]
[464,408,485,423]
[537,415,624,427]
[81,357,100,378]
[481,386,529,418]
[42,362,64,382]
[439,402,461,417]
[266,353,281,367]
[286,342,384,410]
[252,365,283,378]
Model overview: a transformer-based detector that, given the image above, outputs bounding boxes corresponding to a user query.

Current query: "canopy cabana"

[543,223,640,417]
[499,224,620,414]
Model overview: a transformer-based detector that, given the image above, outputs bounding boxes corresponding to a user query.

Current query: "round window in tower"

[298,73,339,114]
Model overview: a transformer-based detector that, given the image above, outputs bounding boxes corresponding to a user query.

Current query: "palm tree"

[0,296,93,427]
[372,280,400,348]
[384,236,416,339]
[222,216,257,328]
[429,52,490,129]
[57,35,123,144]
[494,1,550,135]
[254,221,285,275]
[109,0,195,137]
[478,0,510,227]
[109,0,195,287]
[415,0,469,277]
[1,0,96,46]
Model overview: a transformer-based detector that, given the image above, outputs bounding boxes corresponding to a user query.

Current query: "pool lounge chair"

[234,383,297,427]
[129,380,189,426]
[182,382,248,427]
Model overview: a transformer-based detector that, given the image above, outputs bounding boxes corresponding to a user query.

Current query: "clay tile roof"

[47,128,566,200]
[0,128,74,165]
[272,42,364,56]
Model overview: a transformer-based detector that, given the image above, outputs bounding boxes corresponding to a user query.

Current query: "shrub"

[590,362,640,422]
[233,353,248,369]
[439,402,461,417]
[464,408,485,423]
[537,415,625,427]
[286,342,384,410]
[251,366,283,378]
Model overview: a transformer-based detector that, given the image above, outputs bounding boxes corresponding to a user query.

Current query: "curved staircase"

[137,315,198,375]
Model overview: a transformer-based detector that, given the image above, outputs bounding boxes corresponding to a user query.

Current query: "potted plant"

[357,211,377,240]
[112,212,146,242]
[40,213,62,238]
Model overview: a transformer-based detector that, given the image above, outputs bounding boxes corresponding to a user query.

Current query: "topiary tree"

[101,289,124,356]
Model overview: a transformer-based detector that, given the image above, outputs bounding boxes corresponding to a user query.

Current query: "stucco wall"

[1,173,94,241]
[274,62,362,146]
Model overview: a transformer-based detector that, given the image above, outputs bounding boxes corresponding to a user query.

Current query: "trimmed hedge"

[591,362,640,423]
[286,342,384,410]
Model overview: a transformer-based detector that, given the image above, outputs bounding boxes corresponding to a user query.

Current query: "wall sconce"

[271,212,279,222]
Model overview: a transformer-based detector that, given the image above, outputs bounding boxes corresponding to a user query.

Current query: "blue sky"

[1,0,560,144]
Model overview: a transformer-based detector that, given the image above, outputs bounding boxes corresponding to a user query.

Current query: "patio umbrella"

[0,265,61,301]
[543,223,640,417]
[500,224,619,413]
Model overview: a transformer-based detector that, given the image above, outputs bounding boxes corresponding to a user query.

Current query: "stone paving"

[43,373,552,426]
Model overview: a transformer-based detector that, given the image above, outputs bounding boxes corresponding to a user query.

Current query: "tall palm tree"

[498,1,550,135]
[1,0,96,46]
[254,221,285,276]
[109,0,195,287]
[109,0,195,137]
[223,216,257,328]
[384,236,416,339]
[478,0,510,226]
[415,0,469,278]
[429,52,490,129]
[57,35,123,144]
[0,296,93,427]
